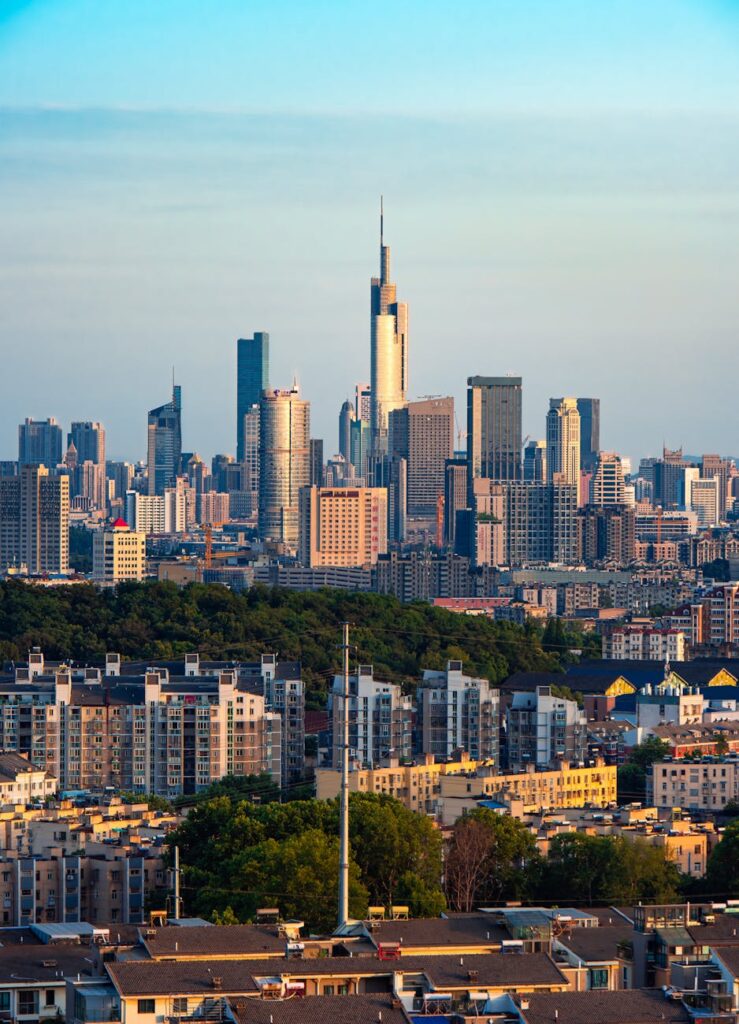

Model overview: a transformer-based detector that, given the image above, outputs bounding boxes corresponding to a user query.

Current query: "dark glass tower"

[576,398,600,474]
[466,376,522,500]
[237,332,270,461]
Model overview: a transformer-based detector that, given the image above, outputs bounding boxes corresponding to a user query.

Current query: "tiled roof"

[369,913,508,948]
[142,924,285,958]
[107,952,567,997]
[229,995,408,1024]
[522,989,691,1024]
[715,945,739,979]
[557,925,631,962]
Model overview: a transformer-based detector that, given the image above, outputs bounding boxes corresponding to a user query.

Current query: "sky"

[0,0,738,464]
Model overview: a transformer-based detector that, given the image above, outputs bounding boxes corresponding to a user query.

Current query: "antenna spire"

[380,195,384,247]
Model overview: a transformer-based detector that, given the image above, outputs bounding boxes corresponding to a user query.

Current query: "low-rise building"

[92,518,146,583]
[651,757,739,811]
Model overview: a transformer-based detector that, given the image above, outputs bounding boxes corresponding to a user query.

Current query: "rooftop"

[522,989,690,1024]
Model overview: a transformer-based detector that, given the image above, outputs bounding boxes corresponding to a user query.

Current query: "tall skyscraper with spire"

[370,199,408,454]
[147,383,182,496]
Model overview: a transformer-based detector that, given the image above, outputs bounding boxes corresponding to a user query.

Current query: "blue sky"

[0,1,738,461]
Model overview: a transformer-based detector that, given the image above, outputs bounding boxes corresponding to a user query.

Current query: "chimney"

[211,976,222,990]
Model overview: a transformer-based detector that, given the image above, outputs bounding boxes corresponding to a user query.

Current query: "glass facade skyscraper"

[258,385,310,549]
[237,332,270,461]
[576,397,600,474]
[147,385,182,496]
[466,376,523,499]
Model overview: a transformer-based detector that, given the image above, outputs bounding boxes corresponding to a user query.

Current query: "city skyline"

[1,3,738,463]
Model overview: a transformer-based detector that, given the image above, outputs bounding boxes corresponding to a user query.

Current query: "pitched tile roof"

[142,924,285,959]
[522,989,691,1024]
[557,926,632,963]
[229,995,408,1024]
[368,914,508,949]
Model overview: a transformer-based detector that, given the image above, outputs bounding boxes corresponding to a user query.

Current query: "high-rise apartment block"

[258,385,310,549]
[467,376,522,491]
[389,396,454,517]
[18,418,63,468]
[416,660,500,763]
[370,205,408,453]
[92,519,146,583]
[330,665,413,768]
[146,385,182,495]
[504,481,579,565]
[0,466,69,574]
[506,685,587,770]
[236,332,269,461]
[546,398,581,487]
[576,398,600,473]
[299,486,387,567]
[590,451,626,506]
[578,505,636,565]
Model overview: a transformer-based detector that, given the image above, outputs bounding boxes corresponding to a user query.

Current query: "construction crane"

[202,522,225,569]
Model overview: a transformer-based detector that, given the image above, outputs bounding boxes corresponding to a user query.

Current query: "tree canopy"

[0,580,561,707]
[617,737,670,804]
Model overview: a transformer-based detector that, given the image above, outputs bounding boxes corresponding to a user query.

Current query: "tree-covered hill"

[0,581,563,706]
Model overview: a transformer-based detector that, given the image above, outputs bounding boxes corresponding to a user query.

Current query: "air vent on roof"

[211,976,222,990]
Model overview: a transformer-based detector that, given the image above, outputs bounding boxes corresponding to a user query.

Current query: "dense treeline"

[168,793,739,932]
[0,580,568,706]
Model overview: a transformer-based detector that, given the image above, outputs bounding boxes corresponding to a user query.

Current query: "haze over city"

[1,0,738,462]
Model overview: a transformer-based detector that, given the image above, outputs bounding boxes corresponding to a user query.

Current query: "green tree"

[445,809,539,910]
[618,737,670,802]
[705,820,739,897]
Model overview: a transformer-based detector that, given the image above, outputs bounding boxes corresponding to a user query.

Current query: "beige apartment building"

[92,519,146,582]
[651,758,739,812]
[298,485,387,566]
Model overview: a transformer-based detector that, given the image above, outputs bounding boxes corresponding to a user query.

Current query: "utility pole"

[173,845,181,920]
[337,621,350,930]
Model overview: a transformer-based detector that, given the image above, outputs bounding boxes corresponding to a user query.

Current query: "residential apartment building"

[298,486,387,567]
[415,660,499,762]
[92,519,146,582]
[0,465,69,574]
[651,758,739,812]
[329,665,412,768]
[603,627,686,662]
[506,686,588,770]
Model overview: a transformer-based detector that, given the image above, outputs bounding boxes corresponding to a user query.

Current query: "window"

[18,990,39,1015]
[589,968,609,990]
[45,990,55,1007]
[0,993,9,1012]
[138,1000,156,1014]
[172,999,188,1014]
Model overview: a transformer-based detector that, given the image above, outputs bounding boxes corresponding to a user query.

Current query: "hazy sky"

[1,0,738,464]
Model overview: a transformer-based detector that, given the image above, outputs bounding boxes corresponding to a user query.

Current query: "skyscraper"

[389,397,454,518]
[18,418,63,468]
[523,440,547,482]
[355,382,371,423]
[0,465,69,574]
[237,332,270,461]
[338,400,355,465]
[590,451,626,506]
[576,398,600,474]
[370,202,408,453]
[258,385,310,549]
[466,376,523,497]
[69,421,106,509]
[147,385,182,496]
[546,397,581,487]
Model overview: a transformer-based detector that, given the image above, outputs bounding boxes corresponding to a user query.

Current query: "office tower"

[107,461,134,502]
[258,385,310,549]
[653,447,689,509]
[147,385,182,496]
[330,665,413,768]
[388,396,454,518]
[211,454,235,493]
[310,439,324,487]
[370,202,408,453]
[338,401,355,465]
[299,486,387,567]
[355,382,371,423]
[701,455,731,518]
[18,418,63,468]
[186,453,209,494]
[507,686,587,770]
[546,398,581,486]
[242,406,261,496]
[576,398,600,474]
[523,440,547,482]
[466,377,523,496]
[369,454,407,543]
[0,466,69,574]
[690,478,720,528]
[68,422,106,509]
[469,478,505,567]
[92,519,146,582]
[590,452,626,506]
[416,660,499,762]
[236,332,269,461]
[444,458,467,547]
[350,419,371,480]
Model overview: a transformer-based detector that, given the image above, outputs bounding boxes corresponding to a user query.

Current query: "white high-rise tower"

[370,200,408,454]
